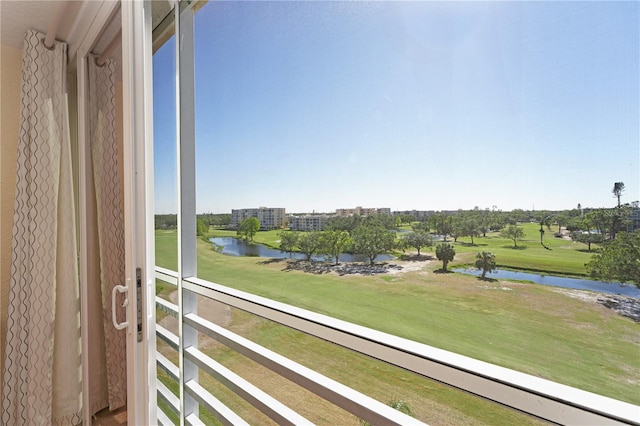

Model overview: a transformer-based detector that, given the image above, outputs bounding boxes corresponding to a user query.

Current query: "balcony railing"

[154,266,640,425]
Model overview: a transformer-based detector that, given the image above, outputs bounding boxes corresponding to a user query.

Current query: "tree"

[364,214,395,230]
[295,231,323,261]
[586,209,608,236]
[326,215,362,233]
[279,231,298,257]
[475,251,496,279]
[238,217,260,242]
[538,215,552,248]
[488,208,506,232]
[613,181,625,207]
[399,214,416,227]
[586,231,639,286]
[320,230,351,265]
[460,215,480,245]
[500,225,525,248]
[587,207,630,240]
[610,205,631,240]
[554,212,569,235]
[351,223,396,266]
[510,209,529,224]
[566,215,587,232]
[431,213,452,241]
[198,213,232,228]
[155,214,177,229]
[477,207,490,237]
[570,231,604,251]
[196,219,208,236]
[435,243,455,272]
[401,231,433,256]
[212,213,232,227]
[450,215,463,243]
[411,221,430,233]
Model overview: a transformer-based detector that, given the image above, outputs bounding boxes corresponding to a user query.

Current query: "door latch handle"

[112,284,129,330]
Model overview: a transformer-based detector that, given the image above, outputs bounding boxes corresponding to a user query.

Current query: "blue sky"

[153,1,638,214]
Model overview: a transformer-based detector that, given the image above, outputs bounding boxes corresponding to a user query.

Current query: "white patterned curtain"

[88,54,127,412]
[2,30,82,425]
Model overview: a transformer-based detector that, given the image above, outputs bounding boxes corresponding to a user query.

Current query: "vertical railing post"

[175,1,198,423]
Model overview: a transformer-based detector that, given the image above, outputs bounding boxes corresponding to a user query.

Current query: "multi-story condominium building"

[288,214,329,231]
[231,207,286,230]
[335,206,391,217]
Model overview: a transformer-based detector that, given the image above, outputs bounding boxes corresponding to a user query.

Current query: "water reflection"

[454,268,640,298]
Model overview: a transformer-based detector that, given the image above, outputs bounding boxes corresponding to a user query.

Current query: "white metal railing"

[155,266,640,425]
[156,272,421,425]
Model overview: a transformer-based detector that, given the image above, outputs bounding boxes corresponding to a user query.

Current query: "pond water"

[453,268,640,298]
[210,237,393,263]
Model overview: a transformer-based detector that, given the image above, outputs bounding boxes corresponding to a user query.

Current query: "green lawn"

[156,228,639,424]
[449,222,596,276]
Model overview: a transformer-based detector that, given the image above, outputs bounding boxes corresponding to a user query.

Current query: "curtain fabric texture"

[2,30,82,425]
[88,55,127,412]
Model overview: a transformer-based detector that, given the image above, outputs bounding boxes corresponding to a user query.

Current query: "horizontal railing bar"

[157,324,179,351]
[182,276,640,426]
[156,266,179,286]
[185,379,250,426]
[185,345,314,426]
[185,413,206,426]
[185,312,421,425]
[157,296,179,318]
[157,379,180,415]
[156,406,175,426]
[157,351,180,382]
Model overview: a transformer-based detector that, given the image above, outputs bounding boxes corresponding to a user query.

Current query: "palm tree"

[475,251,496,279]
[435,243,455,272]
[612,182,625,207]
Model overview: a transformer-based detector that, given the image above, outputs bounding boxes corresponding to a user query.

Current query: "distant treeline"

[155,204,637,237]
[395,205,636,241]
[155,213,231,230]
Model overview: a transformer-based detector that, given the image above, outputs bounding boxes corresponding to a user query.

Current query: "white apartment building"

[335,206,391,217]
[231,207,286,230]
[288,215,329,231]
